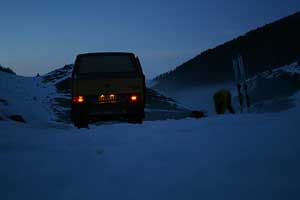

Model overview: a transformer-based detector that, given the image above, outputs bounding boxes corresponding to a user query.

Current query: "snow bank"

[246,62,300,113]
[1,106,300,200]
[0,71,58,123]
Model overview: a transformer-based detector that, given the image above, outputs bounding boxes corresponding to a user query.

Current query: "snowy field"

[1,63,300,199]
[1,107,300,200]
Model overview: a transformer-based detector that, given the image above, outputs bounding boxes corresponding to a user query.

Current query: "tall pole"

[237,55,250,112]
[233,58,243,113]
[233,55,251,113]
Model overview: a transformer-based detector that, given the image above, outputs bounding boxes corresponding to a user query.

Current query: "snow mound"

[272,62,300,75]
[1,107,300,200]
[246,62,300,113]
[0,71,58,124]
[42,64,73,84]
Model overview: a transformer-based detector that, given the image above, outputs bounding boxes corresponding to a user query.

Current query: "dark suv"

[71,52,146,127]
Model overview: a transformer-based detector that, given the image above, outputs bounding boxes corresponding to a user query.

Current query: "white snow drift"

[1,107,300,200]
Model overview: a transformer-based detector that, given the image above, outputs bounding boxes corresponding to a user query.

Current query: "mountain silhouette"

[153,12,300,91]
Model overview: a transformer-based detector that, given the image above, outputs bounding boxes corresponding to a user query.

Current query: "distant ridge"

[153,12,300,91]
[0,65,15,75]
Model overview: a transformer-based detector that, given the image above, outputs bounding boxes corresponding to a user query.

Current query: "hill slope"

[245,62,300,113]
[155,62,300,115]
[153,12,300,91]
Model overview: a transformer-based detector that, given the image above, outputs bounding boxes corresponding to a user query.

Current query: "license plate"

[98,94,118,103]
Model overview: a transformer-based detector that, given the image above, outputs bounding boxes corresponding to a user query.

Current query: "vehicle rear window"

[77,55,136,74]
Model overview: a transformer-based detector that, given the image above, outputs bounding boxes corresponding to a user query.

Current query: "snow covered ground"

[1,62,300,199]
[0,71,59,123]
[1,106,300,200]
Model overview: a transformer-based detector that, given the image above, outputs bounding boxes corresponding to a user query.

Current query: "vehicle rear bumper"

[71,102,144,116]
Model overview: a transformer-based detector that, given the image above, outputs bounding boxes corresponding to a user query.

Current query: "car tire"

[127,112,144,124]
[72,108,89,128]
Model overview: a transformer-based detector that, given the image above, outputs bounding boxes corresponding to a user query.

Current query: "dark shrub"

[9,115,26,123]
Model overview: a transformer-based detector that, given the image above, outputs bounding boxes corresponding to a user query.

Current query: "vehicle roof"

[76,52,135,59]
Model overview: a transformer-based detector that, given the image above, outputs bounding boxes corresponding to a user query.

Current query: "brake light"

[73,96,85,103]
[130,95,138,102]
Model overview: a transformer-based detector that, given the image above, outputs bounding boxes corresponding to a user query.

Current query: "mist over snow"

[151,62,300,115]
[155,82,235,115]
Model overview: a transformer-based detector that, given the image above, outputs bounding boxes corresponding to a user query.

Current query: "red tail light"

[73,96,85,103]
[130,95,138,102]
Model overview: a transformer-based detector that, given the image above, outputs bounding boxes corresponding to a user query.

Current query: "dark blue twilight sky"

[0,0,299,78]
